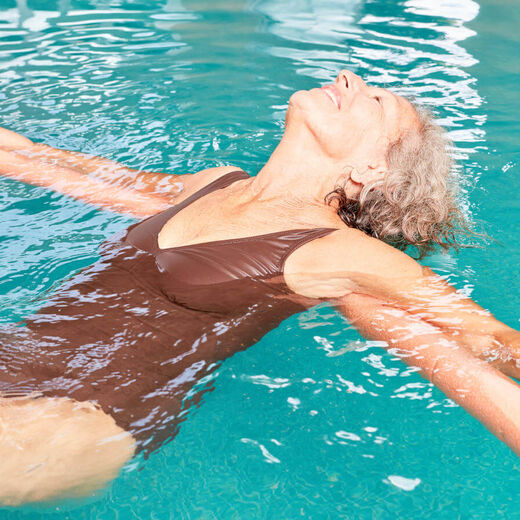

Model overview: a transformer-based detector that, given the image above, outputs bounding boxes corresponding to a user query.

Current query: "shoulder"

[176,166,246,203]
[325,227,422,278]
[284,227,423,298]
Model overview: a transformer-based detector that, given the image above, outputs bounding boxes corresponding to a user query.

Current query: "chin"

[287,90,322,127]
[285,92,305,128]
[288,89,313,109]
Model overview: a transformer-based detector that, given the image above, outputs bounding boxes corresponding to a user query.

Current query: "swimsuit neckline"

[156,227,340,253]
[155,169,340,253]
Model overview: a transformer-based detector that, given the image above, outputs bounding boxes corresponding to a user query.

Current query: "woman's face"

[286,70,419,171]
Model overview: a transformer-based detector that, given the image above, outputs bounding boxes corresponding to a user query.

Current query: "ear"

[350,159,387,186]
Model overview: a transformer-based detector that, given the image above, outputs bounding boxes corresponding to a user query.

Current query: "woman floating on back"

[0,70,519,505]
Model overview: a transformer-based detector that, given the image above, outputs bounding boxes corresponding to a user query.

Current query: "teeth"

[324,89,338,108]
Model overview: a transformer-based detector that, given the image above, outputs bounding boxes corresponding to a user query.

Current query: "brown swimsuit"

[1,170,336,453]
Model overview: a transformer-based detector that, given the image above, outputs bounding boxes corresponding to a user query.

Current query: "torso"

[0,168,423,457]
[2,169,341,454]
[155,169,353,298]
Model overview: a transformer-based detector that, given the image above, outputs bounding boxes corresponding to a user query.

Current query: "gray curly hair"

[325,103,467,257]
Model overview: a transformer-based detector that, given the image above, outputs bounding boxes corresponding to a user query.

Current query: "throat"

[156,173,341,250]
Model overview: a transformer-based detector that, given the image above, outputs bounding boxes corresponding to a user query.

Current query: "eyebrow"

[376,93,390,117]
[383,92,400,114]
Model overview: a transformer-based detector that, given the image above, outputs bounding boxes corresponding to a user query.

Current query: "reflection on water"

[405,0,479,21]
[254,0,363,46]
[255,0,483,151]
[0,0,519,518]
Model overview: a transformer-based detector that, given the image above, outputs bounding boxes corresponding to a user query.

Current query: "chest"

[157,192,313,250]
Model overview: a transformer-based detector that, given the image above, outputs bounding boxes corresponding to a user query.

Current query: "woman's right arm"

[0,127,240,218]
[0,127,183,199]
[0,146,170,217]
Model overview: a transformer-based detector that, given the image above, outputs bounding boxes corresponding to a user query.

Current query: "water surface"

[0,0,519,518]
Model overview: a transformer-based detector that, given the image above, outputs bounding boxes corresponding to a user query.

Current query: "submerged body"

[1,69,520,505]
[3,170,334,454]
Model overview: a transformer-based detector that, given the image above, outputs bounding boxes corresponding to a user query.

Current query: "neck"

[248,132,341,207]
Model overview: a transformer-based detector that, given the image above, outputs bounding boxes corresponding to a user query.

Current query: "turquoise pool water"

[1,0,519,517]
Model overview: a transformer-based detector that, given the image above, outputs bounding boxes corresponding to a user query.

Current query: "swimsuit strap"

[156,169,249,224]
[123,169,248,252]
[278,227,338,273]
[174,171,337,261]
[180,169,250,206]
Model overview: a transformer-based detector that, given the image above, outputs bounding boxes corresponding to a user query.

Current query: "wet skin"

[0,70,519,505]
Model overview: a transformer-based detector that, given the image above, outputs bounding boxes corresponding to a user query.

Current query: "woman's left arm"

[286,228,520,453]
[337,291,520,456]
[345,264,520,379]
[285,228,520,378]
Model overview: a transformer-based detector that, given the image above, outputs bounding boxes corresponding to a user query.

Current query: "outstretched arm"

[0,127,241,218]
[345,266,520,379]
[0,145,172,218]
[0,127,184,198]
[285,227,520,379]
[285,227,520,453]
[0,127,184,217]
[338,292,520,456]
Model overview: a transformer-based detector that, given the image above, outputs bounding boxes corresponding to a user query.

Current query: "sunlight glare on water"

[0,0,519,518]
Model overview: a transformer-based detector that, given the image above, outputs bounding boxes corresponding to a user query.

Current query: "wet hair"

[325,104,468,258]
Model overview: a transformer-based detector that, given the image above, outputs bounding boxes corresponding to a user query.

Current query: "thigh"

[0,395,136,506]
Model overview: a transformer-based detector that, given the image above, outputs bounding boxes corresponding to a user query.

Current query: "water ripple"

[1,0,519,517]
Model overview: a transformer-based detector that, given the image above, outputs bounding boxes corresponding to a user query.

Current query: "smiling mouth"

[321,85,341,109]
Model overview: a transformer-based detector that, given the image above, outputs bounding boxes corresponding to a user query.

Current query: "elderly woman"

[0,70,519,505]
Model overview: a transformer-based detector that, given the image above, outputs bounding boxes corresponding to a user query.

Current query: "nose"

[336,69,366,91]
